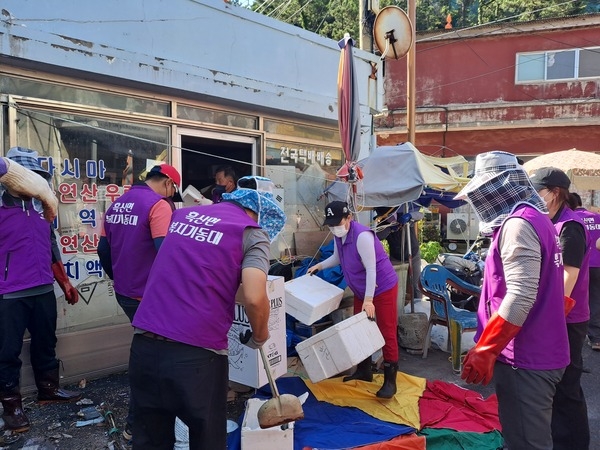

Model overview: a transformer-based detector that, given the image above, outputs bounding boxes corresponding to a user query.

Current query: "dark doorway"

[180,135,254,196]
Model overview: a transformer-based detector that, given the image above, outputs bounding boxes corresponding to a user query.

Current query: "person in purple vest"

[129,176,285,450]
[456,151,569,450]
[97,162,182,442]
[530,167,591,450]
[569,192,600,351]
[307,201,399,398]
[0,147,81,439]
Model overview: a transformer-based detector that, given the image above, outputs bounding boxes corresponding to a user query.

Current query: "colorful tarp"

[305,373,425,429]
[227,375,502,450]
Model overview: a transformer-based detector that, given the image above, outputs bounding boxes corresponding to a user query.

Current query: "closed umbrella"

[336,33,363,195]
[523,148,600,190]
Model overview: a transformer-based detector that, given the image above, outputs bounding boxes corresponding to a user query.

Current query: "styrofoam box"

[228,276,287,389]
[295,311,385,383]
[285,275,344,325]
[241,398,294,450]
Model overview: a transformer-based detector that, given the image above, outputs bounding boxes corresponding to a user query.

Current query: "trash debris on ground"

[77,406,102,420]
[75,417,105,427]
[47,422,62,431]
[75,398,94,406]
[0,429,22,446]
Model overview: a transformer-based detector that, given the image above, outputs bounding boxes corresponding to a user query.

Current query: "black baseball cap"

[323,201,350,226]
[529,167,571,191]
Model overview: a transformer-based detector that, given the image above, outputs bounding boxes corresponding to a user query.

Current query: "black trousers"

[551,320,590,450]
[115,292,140,429]
[0,291,58,389]
[129,334,229,450]
[587,268,600,343]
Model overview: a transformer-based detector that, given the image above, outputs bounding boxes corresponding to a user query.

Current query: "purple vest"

[132,202,261,350]
[0,200,53,294]
[479,205,569,370]
[555,206,591,323]
[103,185,166,298]
[335,221,397,298]
[574,207,600,268]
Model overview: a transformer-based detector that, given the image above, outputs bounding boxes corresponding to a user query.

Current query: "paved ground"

[2,304,600,449]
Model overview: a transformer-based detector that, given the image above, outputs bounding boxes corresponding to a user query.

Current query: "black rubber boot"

[34,367,82,404]
[376,361,398,398]
[0,386,31,432]
[343,358,373,382]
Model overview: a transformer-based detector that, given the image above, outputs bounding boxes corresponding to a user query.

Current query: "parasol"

[336,34,363,192]
[523,148,600,190]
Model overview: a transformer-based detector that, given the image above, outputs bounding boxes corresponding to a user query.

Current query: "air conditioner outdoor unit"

[446,213,479,241]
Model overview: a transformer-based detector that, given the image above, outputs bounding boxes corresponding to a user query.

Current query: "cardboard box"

[241,398,294,450]
[295,312,385,383]
[228,276,287,389]
[285,275,344,325]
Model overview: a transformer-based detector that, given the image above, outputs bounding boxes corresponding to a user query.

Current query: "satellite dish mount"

[373,6,413,61]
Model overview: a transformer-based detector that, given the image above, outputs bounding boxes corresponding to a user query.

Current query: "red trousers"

[353,284,399,362]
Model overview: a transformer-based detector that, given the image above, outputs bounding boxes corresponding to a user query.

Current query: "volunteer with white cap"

[129,176,285,450]
[456,151,569,450]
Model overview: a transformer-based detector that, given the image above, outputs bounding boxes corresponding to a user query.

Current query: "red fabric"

[352,433,426,450]
[419,380,501,433]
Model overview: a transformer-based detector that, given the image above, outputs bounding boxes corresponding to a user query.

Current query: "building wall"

[0,0,380,150]
[377,15,600,156]
[0,0,384,387]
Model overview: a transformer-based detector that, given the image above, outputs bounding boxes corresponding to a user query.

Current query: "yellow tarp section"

[408,143,470,193]
[304,372,426,430]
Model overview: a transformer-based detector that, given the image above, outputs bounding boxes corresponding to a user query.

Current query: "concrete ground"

[400,298,600,449]
[3,297,600,449]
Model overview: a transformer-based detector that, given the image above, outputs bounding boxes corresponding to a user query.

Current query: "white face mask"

[539,189,553,207]
[330,225,348,238]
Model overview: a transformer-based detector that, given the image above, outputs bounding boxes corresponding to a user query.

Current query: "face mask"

[540,190,553,206]
[212,184,227,202]
[330,225,348,238]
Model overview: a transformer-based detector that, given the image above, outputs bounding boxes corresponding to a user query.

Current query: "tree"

[250,0,596,38]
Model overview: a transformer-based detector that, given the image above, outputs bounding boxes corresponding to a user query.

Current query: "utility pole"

[359,0,379,51]
[407,0,416,144]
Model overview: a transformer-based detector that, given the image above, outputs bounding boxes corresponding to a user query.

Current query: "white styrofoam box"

[285,275,344,325]
[241,398,294,450]
[228,276,287,389]
[295,311,385,383]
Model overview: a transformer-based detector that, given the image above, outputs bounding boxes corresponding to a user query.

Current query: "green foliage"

[249,0,595,36]
[251,0,359,41]
[420,240,443,263]
[420,223,441,244]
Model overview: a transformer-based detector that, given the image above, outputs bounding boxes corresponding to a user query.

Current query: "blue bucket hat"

[6,147,52,180]
[222,176,286,242]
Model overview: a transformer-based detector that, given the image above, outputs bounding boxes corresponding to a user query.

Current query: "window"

[516,47,600,82]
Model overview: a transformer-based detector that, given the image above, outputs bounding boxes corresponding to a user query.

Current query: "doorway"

[178,130,257,198]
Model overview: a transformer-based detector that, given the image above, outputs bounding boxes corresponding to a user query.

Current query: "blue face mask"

[212,184,227,202]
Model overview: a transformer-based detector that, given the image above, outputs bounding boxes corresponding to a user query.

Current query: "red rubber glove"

[564,296,576,317]
[461,313,521,385]
[52,261,79,305]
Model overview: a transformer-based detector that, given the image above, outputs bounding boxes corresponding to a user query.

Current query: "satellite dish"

[373,6,413,60]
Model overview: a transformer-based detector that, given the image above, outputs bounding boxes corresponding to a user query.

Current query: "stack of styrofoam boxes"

[295,312,385,383]
[228,276,286,389]
[284,274,344,326]
[241,398,294,450]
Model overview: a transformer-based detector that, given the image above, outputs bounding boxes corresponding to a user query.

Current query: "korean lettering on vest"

[168,211,223,244]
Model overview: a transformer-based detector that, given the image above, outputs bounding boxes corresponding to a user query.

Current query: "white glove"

[239,329,269,349]
[0,157,58,222]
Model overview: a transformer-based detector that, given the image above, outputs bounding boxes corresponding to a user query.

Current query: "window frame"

[515,46,600,84]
